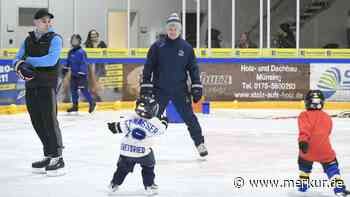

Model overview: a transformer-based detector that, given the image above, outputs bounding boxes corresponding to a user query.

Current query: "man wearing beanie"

[140,13,208,158]
[13,8,65,176]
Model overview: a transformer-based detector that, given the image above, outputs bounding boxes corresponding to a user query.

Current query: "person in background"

[236,32,257,48]
[64,34,96,113]
[140,13,208,158]
[84,29,107,102]
[276,23,296,48]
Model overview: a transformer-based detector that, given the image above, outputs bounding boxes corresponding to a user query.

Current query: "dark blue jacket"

[66,47,88,78]
[142,37,201,94]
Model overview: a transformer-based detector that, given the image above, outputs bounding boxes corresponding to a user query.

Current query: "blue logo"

[317,67,350,99]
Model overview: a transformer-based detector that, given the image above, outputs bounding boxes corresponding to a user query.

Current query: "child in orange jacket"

[298,90,349,196]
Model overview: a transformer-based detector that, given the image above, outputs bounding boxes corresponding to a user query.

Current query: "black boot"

[88,102,96,113]
[196,143,208,157]
[45,157,65,177]
[32,157,51,174]
[67,104,78,113]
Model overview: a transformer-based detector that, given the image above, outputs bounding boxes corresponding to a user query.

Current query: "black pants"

[156,91,204,146]
[25,87,63,157]
[112,151,155,187]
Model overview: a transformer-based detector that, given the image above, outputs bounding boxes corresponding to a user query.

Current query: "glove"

[140,83,153,97]
[159,115,168,129]
[15,60,35,80]
[107,122,117,134]
[191,84,203,103]
[299,141,309,154]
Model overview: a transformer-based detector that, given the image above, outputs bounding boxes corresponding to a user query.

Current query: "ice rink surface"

[0,109,349,197]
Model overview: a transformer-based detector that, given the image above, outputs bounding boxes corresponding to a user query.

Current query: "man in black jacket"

[13,8,65,176]
[140,13,208,157]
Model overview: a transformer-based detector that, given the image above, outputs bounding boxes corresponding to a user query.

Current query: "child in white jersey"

[107,95,168,196]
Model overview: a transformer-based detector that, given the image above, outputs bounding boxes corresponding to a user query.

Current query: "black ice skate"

[145,183,158,196]
[336,189,350,197]
[108,182,119,194]
[196,143,208,157]
[88,102,96,113]
[45,157,65,177]
[67,105,78,113]
[32,157,51,174]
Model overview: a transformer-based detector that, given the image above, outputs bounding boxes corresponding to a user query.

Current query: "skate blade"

[198,157,207,162]
[145,192,158,197]
[107,186,118,195]
[46,168,66,177]
[108,190,119,196]
[32,168,46,174]
[145,189,159,196]
[287,190,333,197]
[198,153,208,161]
[108,190,151,196]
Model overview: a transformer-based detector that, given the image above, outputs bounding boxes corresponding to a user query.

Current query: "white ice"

[0,109,349,197]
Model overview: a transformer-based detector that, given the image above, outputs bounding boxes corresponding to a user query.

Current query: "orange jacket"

[298,110,336,163]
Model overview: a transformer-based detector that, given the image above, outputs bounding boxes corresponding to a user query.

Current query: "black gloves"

[191,84,203,103]
[299,141,309,154]
[15,60,35,80]
[107,122,118,134]
[140,83,153,97]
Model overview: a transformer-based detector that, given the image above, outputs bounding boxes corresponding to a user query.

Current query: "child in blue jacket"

[64,34,95,113]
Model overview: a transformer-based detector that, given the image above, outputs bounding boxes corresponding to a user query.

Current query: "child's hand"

[107,122,117,134]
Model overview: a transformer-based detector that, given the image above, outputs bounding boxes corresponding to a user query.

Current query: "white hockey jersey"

[116,115,166,158]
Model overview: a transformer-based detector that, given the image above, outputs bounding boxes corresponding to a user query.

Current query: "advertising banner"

[0,64,25,105]
[200,63,309,101]
[310,64,350,101]
[122,63,310,101]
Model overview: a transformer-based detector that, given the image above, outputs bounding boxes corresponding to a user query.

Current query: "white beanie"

[166,13,182,35]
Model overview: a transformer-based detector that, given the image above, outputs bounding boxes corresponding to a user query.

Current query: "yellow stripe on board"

[1,101,350,115]
[2,48,350,59]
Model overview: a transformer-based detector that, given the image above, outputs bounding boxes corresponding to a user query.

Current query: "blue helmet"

[304,90,325,110]
[135,95,159,119]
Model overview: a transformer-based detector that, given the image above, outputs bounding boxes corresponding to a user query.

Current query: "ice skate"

[88,102,96,113]
[32,157,51,174]
[107,182,119,195]
[335,189,350,197]
[67,104,78,113]
[45,157,65,177]
[145,183,158,196]
[196,143,208,157]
